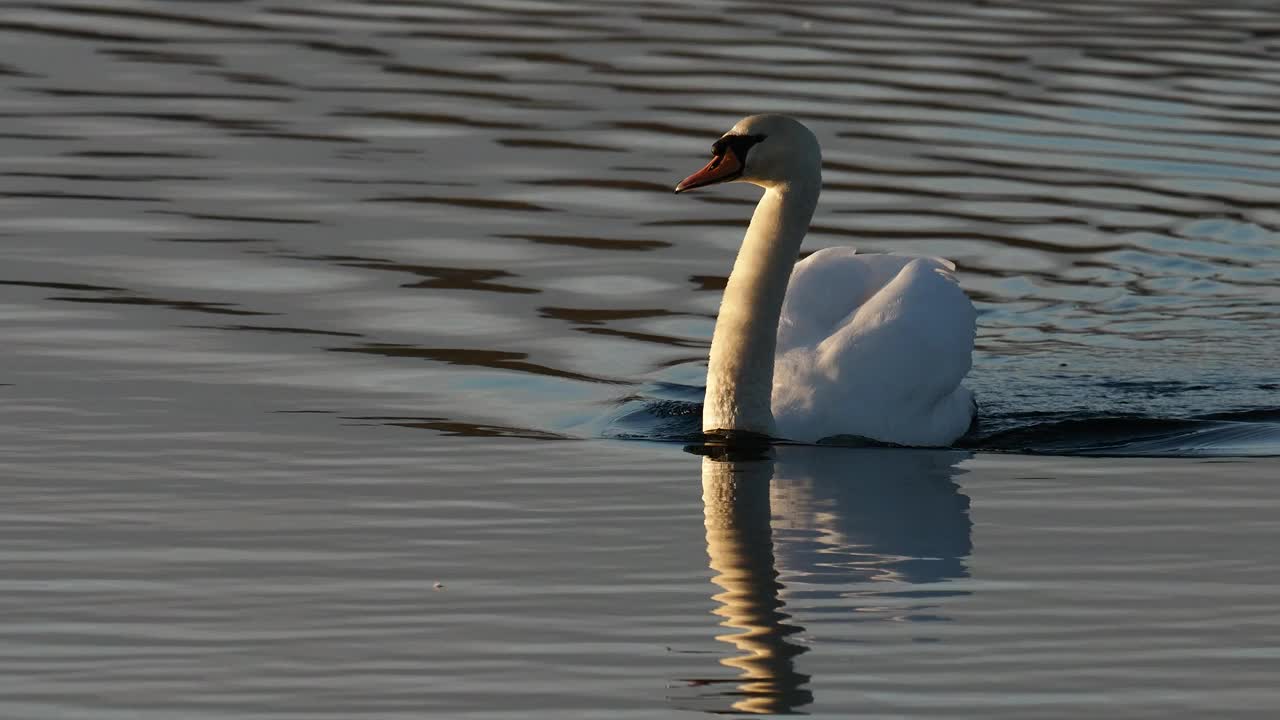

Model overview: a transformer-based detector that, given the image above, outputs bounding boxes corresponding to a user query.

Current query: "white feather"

[773,248,976,445]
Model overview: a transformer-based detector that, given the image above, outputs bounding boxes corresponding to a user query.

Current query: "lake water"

[1,0,1278,717]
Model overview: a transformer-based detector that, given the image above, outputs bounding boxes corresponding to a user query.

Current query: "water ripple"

[2,3,1280,711]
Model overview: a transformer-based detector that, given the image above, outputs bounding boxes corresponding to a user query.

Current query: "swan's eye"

[712,133,767,163]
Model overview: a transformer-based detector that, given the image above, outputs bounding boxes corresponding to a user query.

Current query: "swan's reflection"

[697,446,811,714]
[685,444,972,714]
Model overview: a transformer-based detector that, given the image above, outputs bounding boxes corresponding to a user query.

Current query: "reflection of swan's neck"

[701,456,809,714]
[704,179,820,436]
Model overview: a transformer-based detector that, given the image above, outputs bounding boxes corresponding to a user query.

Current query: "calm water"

[1,0,1278,717]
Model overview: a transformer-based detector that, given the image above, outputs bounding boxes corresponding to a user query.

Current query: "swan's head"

[674,114,821,194]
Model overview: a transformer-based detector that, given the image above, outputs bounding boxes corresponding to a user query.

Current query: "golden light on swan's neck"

[702,179,819,437]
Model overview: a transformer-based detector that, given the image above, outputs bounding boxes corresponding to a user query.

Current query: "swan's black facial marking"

[691,133,766,186]
[711,133,767,166]
[674,132,767,193]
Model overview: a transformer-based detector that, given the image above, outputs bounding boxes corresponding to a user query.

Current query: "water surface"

[1,0,1279,717]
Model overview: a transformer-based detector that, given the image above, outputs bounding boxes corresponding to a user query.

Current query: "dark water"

[2,1,1279,717]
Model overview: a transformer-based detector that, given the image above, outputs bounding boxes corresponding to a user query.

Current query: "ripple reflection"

[681,445,971,713]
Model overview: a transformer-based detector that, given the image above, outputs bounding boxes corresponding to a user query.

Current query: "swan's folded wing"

[778,248,933,353]
[774,251,976,444]
[817,257,975,407]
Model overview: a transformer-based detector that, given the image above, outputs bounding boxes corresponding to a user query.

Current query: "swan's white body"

[677,115,975,447]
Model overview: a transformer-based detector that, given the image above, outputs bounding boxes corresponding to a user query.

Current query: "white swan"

[675,114,976,447]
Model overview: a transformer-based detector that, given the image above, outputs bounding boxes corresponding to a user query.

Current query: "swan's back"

[773,247,976,446]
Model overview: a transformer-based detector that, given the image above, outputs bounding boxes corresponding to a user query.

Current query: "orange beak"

[674,151,742,194]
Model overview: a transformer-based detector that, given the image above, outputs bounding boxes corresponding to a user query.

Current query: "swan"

[675,114,976,447]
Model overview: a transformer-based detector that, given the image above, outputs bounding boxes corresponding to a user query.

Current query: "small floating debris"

[433,582,445,590]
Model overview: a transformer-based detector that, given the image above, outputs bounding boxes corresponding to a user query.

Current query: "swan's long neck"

[704,180,819,436]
